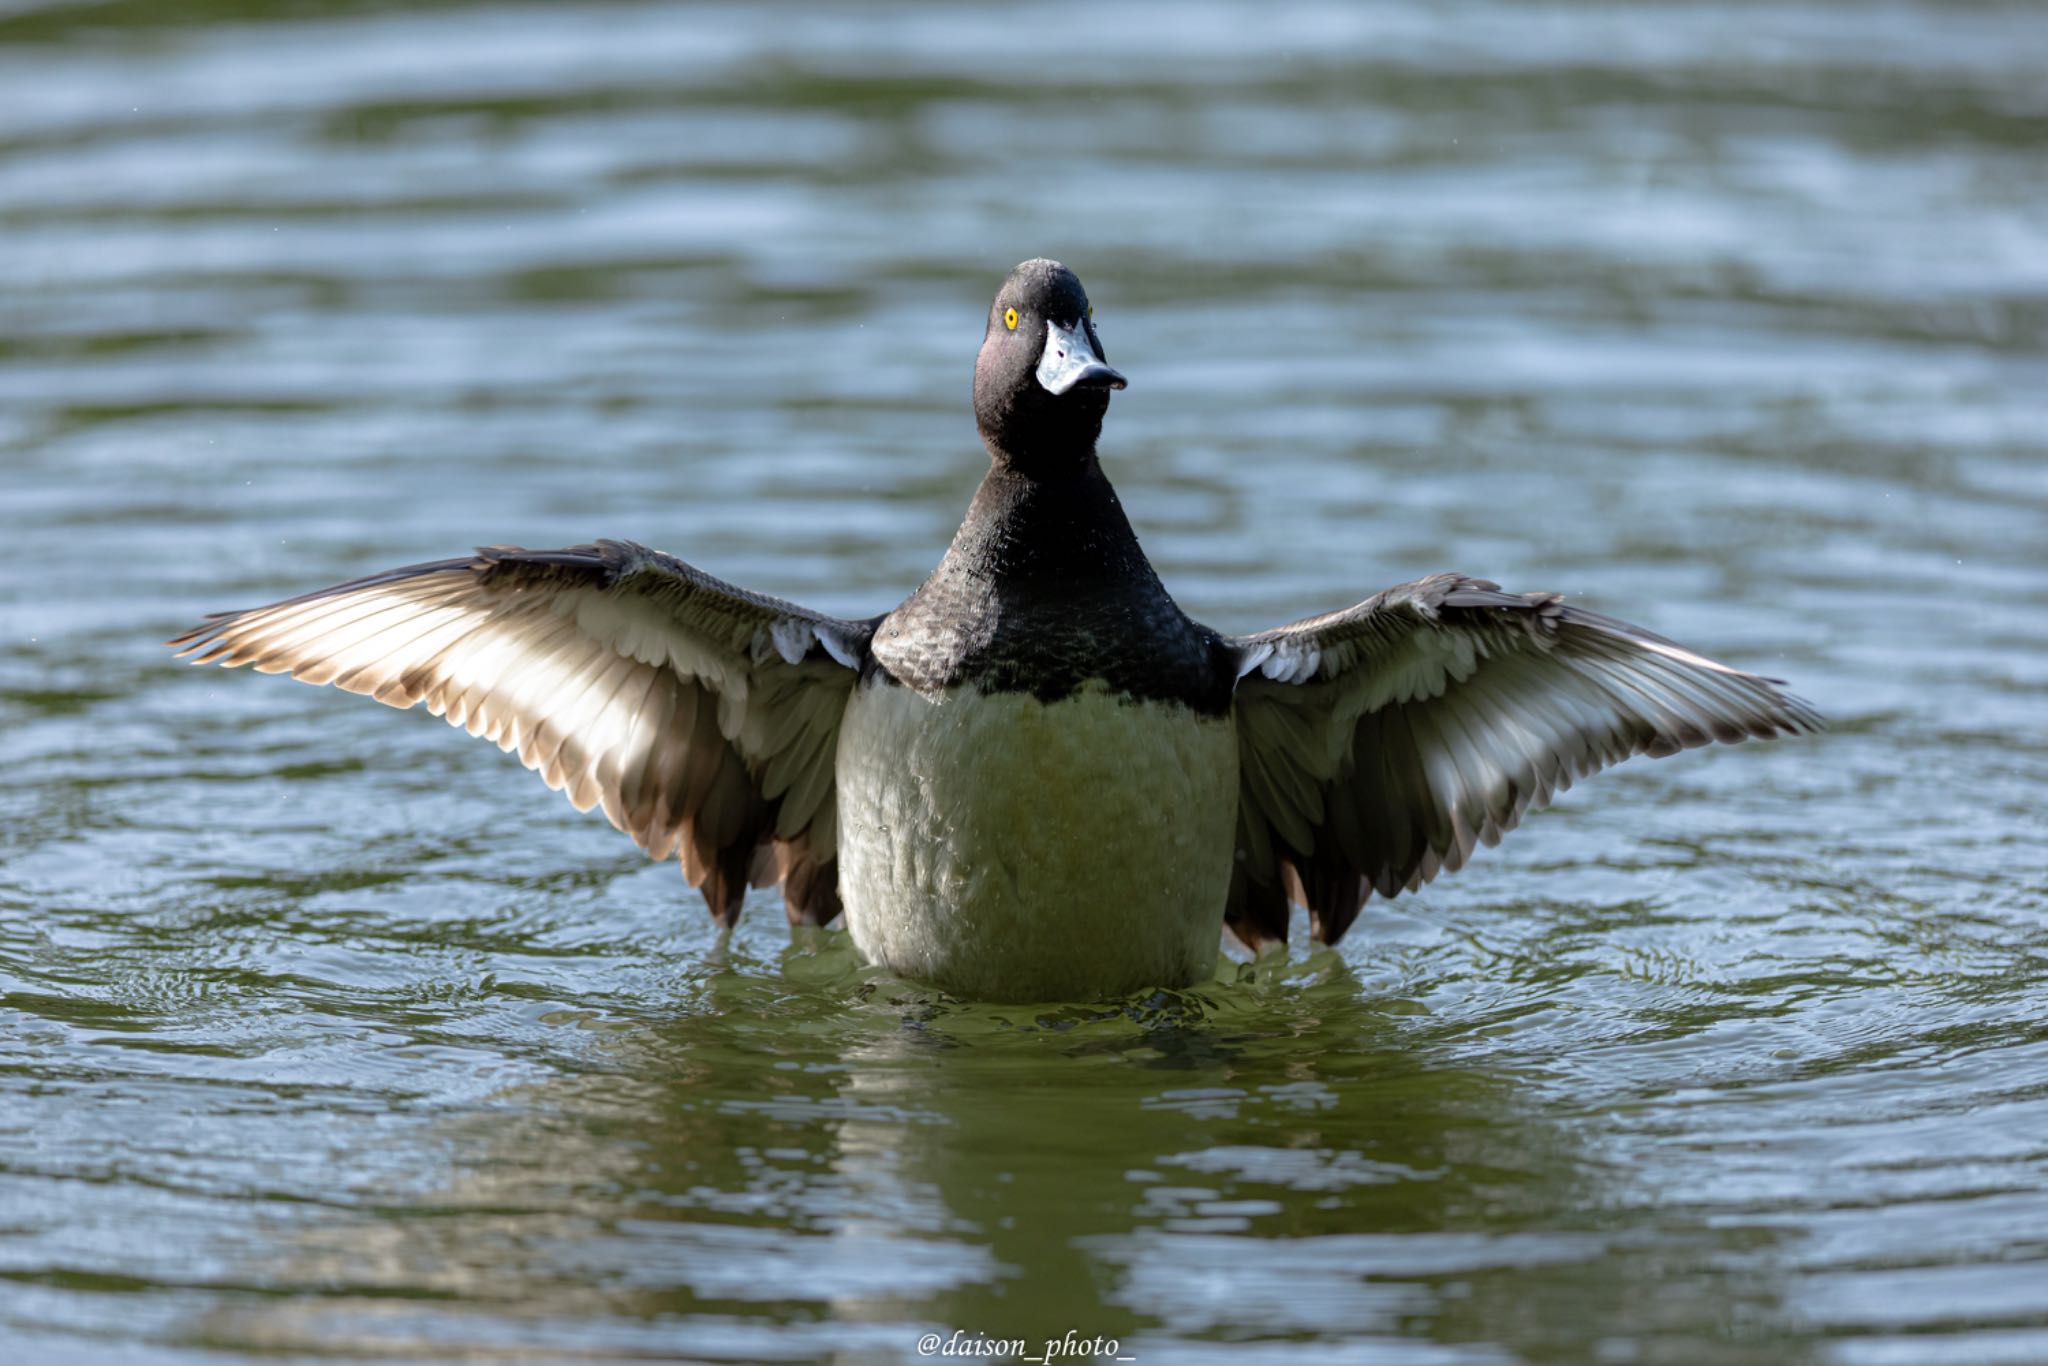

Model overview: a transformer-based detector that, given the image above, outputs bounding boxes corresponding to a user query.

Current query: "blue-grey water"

[3,2,2046,1362]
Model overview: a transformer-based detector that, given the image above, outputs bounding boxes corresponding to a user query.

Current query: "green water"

[4,1,2047,1361]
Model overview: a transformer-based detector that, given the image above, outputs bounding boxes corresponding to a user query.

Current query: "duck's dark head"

[973,258,1125,471]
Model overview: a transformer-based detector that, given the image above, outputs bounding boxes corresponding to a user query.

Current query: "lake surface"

[4,1,2046,1361]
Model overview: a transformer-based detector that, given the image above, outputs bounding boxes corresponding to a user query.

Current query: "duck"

[171,258,1821,1003]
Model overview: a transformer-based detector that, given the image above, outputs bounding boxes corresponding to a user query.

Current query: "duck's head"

[973,258,1125,470]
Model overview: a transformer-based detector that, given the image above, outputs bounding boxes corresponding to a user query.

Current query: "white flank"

[835,680,1239,1003]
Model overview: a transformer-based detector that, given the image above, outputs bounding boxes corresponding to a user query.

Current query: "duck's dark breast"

[868,576,1236,717]
[865,463,1237,716]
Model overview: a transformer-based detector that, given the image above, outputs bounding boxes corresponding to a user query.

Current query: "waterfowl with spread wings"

[172,258,1821,1003]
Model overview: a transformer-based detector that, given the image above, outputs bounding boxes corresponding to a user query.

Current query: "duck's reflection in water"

[194,945,1815,1363]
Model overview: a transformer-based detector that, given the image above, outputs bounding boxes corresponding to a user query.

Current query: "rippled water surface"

[4,2,2047,1362]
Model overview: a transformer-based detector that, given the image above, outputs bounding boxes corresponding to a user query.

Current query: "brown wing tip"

[1781,689,1827,733]
[166,610,242,651]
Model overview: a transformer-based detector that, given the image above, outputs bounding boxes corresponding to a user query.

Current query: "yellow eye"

[1003,307,1018,331]
[1087,305,1094,320]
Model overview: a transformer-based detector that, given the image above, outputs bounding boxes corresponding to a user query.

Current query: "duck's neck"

[945,455,1157,592]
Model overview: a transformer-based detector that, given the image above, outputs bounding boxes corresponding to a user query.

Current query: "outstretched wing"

[1225,575,1821,948]
[170,539,877,927]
